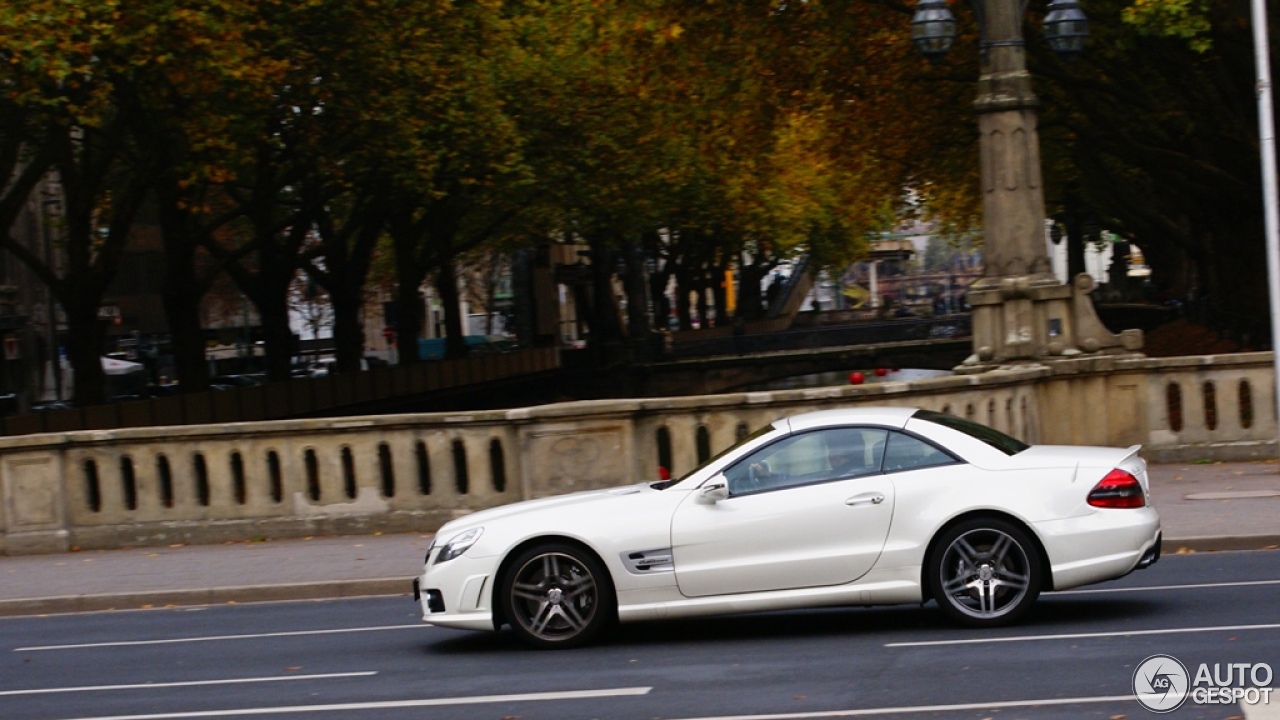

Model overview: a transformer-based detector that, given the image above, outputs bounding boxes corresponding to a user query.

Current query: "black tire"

[499,543,615,649]
[928,517,1043,627]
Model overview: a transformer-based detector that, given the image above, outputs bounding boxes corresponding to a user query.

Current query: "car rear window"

[913,409,1029,456]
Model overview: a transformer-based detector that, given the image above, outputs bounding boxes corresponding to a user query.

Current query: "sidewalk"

[1147,459,1280,551]
[0,461,1276,617]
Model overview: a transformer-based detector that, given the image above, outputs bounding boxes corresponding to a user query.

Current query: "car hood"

[435,482,663,535]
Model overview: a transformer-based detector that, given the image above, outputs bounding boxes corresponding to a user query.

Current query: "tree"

[546,2,971,305]
[110,1,329,389]
[1031,0,1272,338]
[2,0,311,393]
[301,188,386,374]
[0,0,153,405]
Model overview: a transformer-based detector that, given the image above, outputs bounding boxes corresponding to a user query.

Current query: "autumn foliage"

[1,0,1274,402]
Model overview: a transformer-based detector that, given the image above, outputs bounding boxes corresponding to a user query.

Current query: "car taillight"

[1087,469,1146,508]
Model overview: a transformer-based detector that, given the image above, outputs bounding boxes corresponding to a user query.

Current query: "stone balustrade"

[1,352,1275,555]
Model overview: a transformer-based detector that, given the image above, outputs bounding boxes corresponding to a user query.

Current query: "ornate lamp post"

[910,0,1141,368]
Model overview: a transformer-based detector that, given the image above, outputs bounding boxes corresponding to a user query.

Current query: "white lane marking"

[13,624,427,652]
[0,672,376,696]
[1054,579,1280,595]
[664,694,1137,719]
[46,686,653,720]
[886,622,1280,648]
[1244,694,1280,720]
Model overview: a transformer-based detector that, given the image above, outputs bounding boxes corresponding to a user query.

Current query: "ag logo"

[1134,654,1190,713]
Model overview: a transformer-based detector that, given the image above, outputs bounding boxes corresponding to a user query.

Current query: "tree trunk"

[254,289,295,382]
[392,261,426,364]
[156,200,211,393]
[331,291,365,372]
[165,287,210,391]
[387,209,428,364]
[436,257,469,359]
[305,192,383,374]
[586,238,622,349]
[511,249,536,346]
[3,124,138,406]
[622,240,651,357]
[737,260,767,320]
[243,234,306,383]
[649,260,672,331]
[674,265,693,331]
[63,300,107,406]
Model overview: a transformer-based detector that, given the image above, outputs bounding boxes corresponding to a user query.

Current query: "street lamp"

[909,0,1141,367]
[911,0,1088,59]
[1044,0,1089,56]
[910,0,956,61]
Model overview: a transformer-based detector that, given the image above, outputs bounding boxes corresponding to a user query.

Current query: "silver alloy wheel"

[937,527,1032,620]
[508,550,600,644]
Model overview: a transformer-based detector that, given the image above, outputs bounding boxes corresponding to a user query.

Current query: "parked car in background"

[210,373,268,389]
[306,359,370,377]
[417,335,516,360]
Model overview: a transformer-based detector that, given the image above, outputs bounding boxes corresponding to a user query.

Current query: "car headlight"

[434,527,483,564]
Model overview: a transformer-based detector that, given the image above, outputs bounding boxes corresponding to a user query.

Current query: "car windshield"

[651,422,779,489]
[913,409,1029,456]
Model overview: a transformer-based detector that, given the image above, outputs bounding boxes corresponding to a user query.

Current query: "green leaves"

[1122,0,1214,53]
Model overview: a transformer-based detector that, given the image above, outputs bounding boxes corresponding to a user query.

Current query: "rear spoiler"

[1121,444,1144,464]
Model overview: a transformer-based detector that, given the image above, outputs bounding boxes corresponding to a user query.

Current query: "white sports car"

[414,406,1162,648]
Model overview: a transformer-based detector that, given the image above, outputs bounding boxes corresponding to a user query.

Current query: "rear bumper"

[1037,506,1162,590]
[1136,533,1162,569]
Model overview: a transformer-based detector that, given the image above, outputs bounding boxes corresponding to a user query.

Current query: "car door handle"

[846,492,885,506]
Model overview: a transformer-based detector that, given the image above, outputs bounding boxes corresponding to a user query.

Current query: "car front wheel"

[929,518,1042,626]
[500,543,614,649]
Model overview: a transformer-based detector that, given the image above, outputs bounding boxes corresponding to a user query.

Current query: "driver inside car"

[735,431,869,493]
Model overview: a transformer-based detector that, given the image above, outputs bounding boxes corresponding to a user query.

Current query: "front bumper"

[415,555,500,631]
[411,578,445,614]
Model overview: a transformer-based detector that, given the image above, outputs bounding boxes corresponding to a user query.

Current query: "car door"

[670,427,895,598]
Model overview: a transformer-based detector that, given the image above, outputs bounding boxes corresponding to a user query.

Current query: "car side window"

[724,427,889,496]
[882,430,958,473]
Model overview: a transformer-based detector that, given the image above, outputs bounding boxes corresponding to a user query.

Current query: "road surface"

[2,550,1277,720]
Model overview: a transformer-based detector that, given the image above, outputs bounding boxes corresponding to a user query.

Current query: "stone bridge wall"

[1,352,1274,555]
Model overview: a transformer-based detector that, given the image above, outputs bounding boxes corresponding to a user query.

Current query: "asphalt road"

[2,550,1277,720]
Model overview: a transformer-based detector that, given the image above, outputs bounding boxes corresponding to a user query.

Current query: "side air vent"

[622,549,674,574]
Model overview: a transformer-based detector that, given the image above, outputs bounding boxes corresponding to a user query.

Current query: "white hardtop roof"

[783,406,920,432]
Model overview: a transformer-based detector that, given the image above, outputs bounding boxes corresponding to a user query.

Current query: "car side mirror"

[697,477,730,504]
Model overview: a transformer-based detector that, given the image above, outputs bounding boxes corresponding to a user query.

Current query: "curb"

[0,578,411,618]
[1161,535,1280,554]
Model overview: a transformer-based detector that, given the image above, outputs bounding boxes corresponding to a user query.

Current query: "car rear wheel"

[500,543,614,649]
[929,517,1042,626]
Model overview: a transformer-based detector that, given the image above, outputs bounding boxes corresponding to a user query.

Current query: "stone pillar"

[959,0,1141,371]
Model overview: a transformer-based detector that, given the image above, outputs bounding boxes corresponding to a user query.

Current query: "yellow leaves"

[205,167,235,185]
[1121,0,1213,52]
